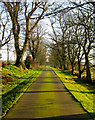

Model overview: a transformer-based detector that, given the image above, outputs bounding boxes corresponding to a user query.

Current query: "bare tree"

[36,42,46,66]
[75,25,85,78]
[48,17,64,69]
[2,0,94,68]
[3,1,66,67]
[3,2,51,66]
[29,25,46,62]
[0,4,12,48]
[76,6,93,83]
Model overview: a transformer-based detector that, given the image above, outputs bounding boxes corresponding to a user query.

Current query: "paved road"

[3,67,92,120]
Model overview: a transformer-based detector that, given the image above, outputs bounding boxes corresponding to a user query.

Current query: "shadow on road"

[24,90,66,93]
[2,112,94,120]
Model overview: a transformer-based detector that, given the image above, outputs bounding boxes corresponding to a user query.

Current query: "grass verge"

[51,67,95,119]
[2,65,44,118]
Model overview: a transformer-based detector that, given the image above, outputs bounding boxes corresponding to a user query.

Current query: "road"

[3,67,92,120]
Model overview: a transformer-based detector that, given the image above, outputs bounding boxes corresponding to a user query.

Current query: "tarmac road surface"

[3,67,92,120]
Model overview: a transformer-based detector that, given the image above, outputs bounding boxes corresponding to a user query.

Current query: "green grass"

[2,65,44,117]
[51,67,95,119]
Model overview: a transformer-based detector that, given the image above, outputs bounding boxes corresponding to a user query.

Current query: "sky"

[0,0,94,64]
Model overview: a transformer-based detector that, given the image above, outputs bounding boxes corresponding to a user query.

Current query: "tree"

[0,4,12,48]
[25,55,32,69]
[66,28,78,75]
[2,1,94,68]
[48,43,63,68]
[29,25,46,63]
[57,13,69,70]
[48,2,94,81]
[36,42,46,66]
[48,17,65,69]
[75,25,85,78]
[3,2,50,66]
[3,1,67,67]
[76,6,93,83]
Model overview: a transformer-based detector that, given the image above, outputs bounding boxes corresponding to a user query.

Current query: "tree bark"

[78,71,81,78]
[85,54,92,83]
[63,58,66,70]
[71,63,74,75]
[77,54,82,79]
[15,53,22,66]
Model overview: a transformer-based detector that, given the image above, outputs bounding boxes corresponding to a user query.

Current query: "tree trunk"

[78,70,81,79]
[15,53,23,66]
[63,59,66,70]
[85,54,92,83]
[78,60,81,78]
[7,43,9,63]
[32,53,35,62]
[71,63,74,75]
[59,64,62,69]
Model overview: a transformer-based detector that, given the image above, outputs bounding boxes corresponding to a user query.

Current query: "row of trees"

[0,1,55,66]
[48,3,94,83]
[2,2,50,66]
[0,1,94,75]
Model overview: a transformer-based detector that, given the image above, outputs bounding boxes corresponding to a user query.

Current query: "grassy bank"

[51,67,95,119]
[2,65,44,117]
